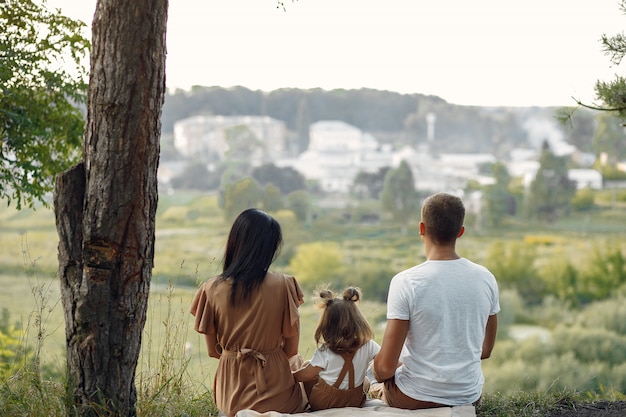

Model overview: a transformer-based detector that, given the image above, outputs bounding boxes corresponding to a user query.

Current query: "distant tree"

[222,177,261,220]
[220,161,253,191]
[559,108,597,154]
[352,167,390,199]
[381,160,419,230]
[170,161,220,191]
[225,125,263,162]
[0,309,30,380]
[261,183,284,212]
[525,140,576,222]
[0,0,89,208]
[483,162,515,227]
[286,190,311,223]
[593,113,626,161]
[485,241,544,305]
[578,241,626,303]
[571,187,596,211]
[251,163,306,194]
[288,241,345,288]
[353,262,394,302]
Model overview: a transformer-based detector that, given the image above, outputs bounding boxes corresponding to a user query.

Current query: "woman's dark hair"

[216,208,283,305]
[314,287,374,354]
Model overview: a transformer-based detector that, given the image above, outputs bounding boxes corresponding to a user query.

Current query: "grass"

[2,190,626,415]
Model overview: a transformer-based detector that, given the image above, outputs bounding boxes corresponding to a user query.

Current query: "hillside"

[160,86,598,158]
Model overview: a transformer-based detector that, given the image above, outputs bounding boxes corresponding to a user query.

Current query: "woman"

[190,208,305,417]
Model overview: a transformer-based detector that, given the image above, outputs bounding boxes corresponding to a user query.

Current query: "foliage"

[484,240,544,305]
[533,241,626,307]
[352,167,389,199]
[4,196,626,411]
[587,0,626,117]
[251,163,307,194]
[593,113,626,161]
[559,108,598,154]
[575,296,626,335]
[0,309,28,381]
[577,241,626,303]
[261,183,285,212]
[286,190,311,223]
[380,160,419,228]
[169,161,219,191]
[525,140,577,222]
[288,241,345,288]
[571,187,596,211]
[350,262,395,303]
[0,0,89,208]
[483,162,515,227]
[222,177,261,221]
[224,124,263,161]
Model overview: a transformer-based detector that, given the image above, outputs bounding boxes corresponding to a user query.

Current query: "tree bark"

[54,1,168,416]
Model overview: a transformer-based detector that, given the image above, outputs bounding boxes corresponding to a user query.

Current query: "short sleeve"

[489,274,501,316]
[386,273,410,320]
[190,282,215,335]
[368,339,381,361]
[309,348,327,369]
[282,275,304,338]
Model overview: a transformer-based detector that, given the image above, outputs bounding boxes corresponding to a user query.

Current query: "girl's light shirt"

[310,340,381,389]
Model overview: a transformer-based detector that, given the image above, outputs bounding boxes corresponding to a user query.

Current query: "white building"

[173,115,287,165]
[394,146,497,193]
[568,169,603,190]
[291,121,394,192]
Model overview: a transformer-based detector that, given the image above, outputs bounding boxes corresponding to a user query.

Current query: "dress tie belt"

[220,346,282,395]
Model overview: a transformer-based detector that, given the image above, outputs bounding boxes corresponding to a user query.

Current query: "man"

[373,192,499,408]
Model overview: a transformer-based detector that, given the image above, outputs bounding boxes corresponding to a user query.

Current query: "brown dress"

[190,271,305,417]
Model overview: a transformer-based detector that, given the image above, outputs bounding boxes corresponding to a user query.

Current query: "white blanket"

[235,399,475,417]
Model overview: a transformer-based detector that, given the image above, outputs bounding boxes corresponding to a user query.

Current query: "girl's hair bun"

[317,288,335,307]
[342,287,361,302]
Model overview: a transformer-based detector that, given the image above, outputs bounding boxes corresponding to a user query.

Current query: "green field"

[0,193,389,394]
[2,189,626,401]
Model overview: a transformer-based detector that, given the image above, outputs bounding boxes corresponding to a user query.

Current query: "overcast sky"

[49,0,625,107]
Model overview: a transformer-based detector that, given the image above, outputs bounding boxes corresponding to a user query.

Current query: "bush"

[0,309,26,381]
[571,187,596,211]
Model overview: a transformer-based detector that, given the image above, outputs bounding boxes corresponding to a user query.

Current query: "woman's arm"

[204,332,220,359]
[283,334,299,358]
[293,363,322,382]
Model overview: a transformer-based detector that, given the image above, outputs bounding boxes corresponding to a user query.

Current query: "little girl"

[293,287,380,411]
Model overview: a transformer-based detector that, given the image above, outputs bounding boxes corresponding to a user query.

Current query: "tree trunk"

[53,1,168,416]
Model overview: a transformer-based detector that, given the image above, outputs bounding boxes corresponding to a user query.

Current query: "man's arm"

[481,314,498,360]
[373,319,409,381]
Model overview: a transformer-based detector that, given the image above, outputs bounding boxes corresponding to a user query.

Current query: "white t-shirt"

[310,340,381,389]
[387,258,500,406]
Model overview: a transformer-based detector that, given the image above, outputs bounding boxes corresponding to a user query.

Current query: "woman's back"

[191,271,304,417]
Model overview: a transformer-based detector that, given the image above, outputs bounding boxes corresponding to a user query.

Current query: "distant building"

[395,146,497,193]
[522,167,603,190]
[173,115,287,165]
[568,169,603,190]
[289,121,394,192]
